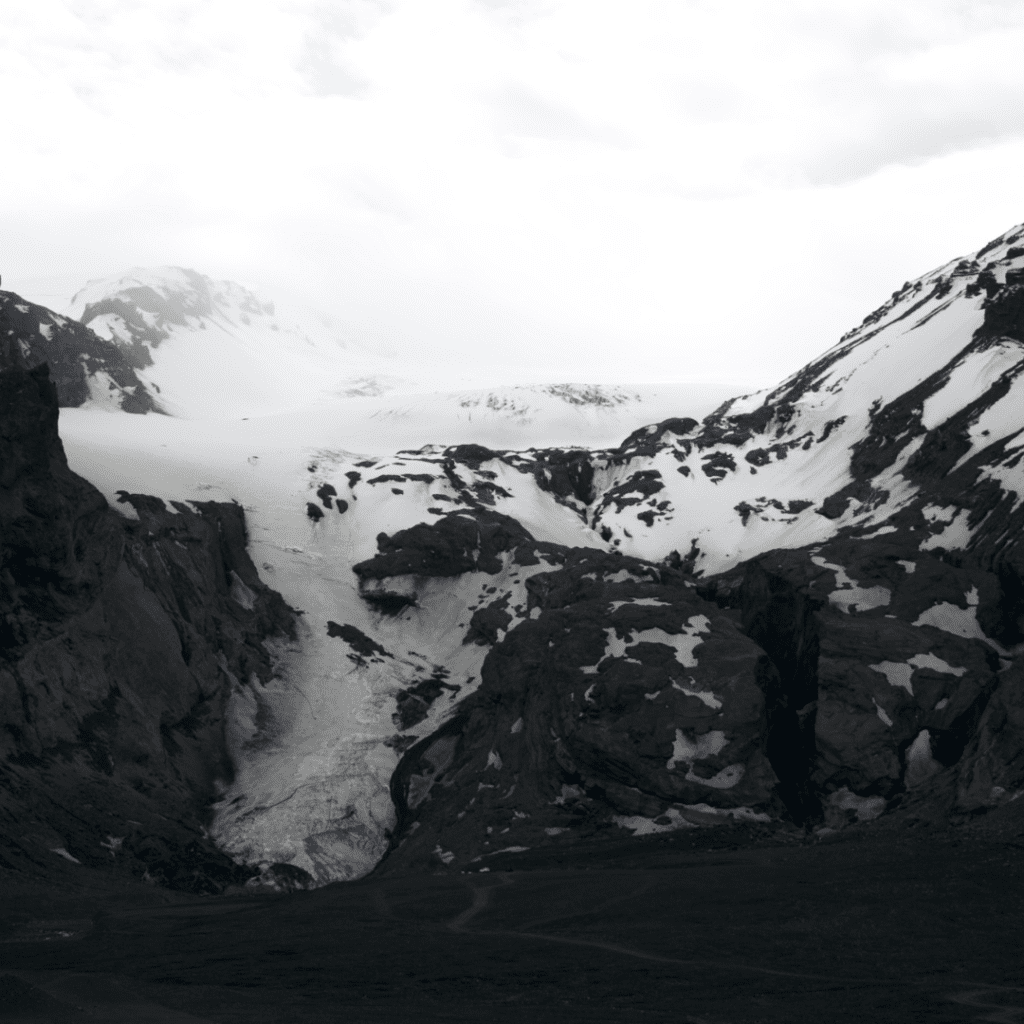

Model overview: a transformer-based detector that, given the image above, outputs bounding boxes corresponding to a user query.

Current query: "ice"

[59,408,576,883]
[897,560,916,574]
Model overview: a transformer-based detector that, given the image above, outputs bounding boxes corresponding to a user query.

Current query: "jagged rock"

[955,663,1024,811]
[379,547,781,873]
[0,364,294,891]
[353,510,538,581]
[0,290,156,412]
[737,538,1007,820]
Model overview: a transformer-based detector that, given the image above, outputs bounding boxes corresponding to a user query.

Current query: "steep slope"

[577,223,1024,575]
[0,364,295,891]
[0,290,156,412]
[66,266,365,419]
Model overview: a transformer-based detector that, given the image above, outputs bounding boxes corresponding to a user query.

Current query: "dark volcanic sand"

[1,817,1022,1024]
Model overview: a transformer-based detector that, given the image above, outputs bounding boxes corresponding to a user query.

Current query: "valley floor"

[2,812,1023,1024]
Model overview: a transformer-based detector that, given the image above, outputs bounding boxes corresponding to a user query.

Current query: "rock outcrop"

[0,364,294,891]
[367,505,1023,872]
[0,290,157,412]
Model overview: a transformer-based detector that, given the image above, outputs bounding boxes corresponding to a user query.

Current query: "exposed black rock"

[0,291,157,412]
[0,364,295,892]
[353,510,536,581]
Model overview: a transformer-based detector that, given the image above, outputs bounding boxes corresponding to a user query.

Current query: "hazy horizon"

[4,1,1024,391]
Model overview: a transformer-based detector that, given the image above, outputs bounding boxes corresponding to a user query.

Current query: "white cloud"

[2,0,1023,387]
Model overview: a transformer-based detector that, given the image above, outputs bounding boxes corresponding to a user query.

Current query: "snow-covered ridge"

[577,221,1024,573]
[61,266,741,438]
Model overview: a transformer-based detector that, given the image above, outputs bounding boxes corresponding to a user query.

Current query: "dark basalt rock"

[353,510,536,581]
[326,622,390,661]
[377,546,783,873]
[393,668,460,731]
[0,364,295,892]
[375,506,1024,872]
[0,290,157,413]
[731,538,1016,824]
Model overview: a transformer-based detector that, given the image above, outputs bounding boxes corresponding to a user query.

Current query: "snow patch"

[869,661,914,695]
[913,595,988,641]
[811,557,890,613]
[827,787,885,823]
[671,680,722,709]
[905,729,943,787]
[873,698,893,727]
[608,598,671,612]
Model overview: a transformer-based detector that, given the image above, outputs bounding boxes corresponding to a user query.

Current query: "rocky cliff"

[359,505,1022,873]
[0,363,295,891]
[1,290,157,412]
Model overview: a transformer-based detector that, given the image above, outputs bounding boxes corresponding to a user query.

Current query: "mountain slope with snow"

[60,265,742,447]
[8,223,1024,887]
[577,222,1024,576]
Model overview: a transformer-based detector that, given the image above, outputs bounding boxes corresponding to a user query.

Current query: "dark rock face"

[731,540,1010,826]
[353,510,537,581]
[370,503,1024,872]
[0,291,157,412]
[381,544,781,873]
[0,365,294,891]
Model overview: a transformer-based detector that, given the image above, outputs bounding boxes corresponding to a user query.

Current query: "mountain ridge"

[2,222,1023,887]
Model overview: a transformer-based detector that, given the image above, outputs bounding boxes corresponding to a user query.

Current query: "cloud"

[488,84,632,146]
[299,35,369,97]
[3,0,1024,388]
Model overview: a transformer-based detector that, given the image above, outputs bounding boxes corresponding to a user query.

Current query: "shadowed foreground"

[2,816,1023,1024]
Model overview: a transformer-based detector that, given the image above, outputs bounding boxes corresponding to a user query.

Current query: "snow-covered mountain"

[4,224,1024,890]
[577,221,1024,574]
[65,266,395,419]
[57,266,740,447]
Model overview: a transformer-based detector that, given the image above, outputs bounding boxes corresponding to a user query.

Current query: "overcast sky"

[3,0,1024,387]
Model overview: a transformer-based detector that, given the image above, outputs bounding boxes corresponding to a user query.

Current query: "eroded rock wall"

[365,509,1023,873]
[0,365,294,891]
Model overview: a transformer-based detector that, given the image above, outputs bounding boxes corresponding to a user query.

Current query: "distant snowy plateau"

[3,226,1024,890]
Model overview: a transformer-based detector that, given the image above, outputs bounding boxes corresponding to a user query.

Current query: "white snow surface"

[63,266,739,449]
